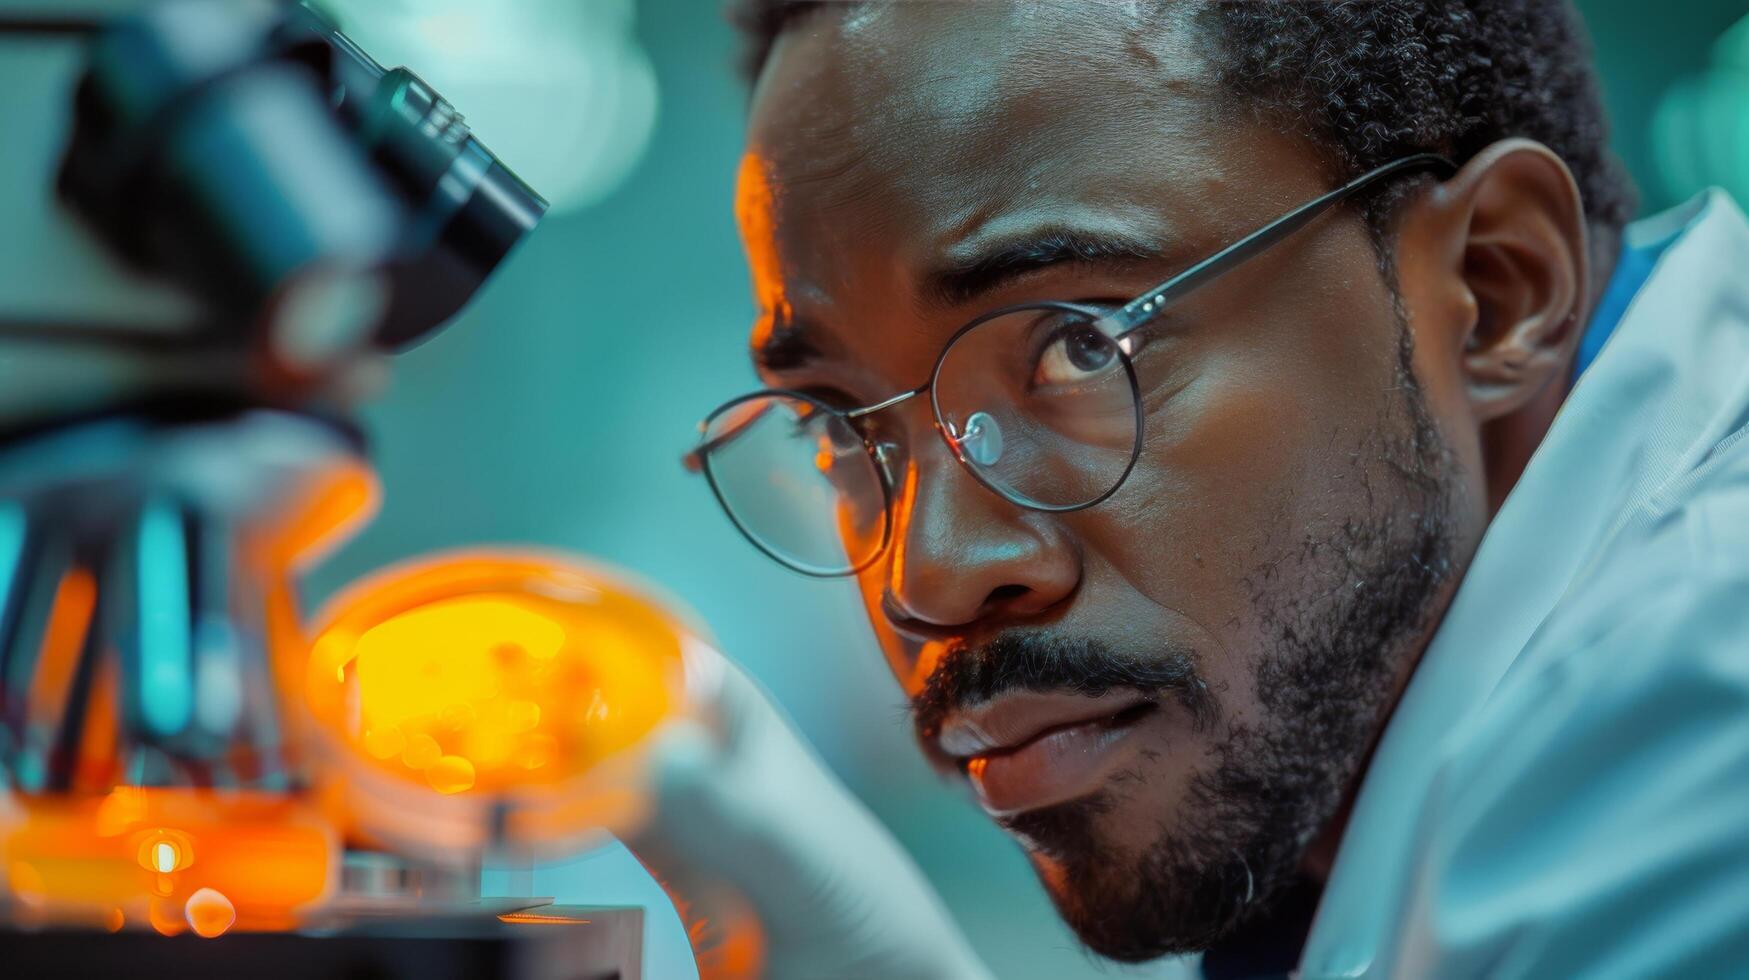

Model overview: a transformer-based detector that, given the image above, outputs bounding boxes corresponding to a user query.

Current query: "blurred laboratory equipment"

[0,1,681,974]
[1653,11,1749,207]
[319,0,659,215]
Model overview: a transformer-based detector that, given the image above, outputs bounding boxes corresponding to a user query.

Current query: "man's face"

[740,3,1479,959]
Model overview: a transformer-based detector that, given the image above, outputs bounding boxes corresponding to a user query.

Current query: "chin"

[1001,787,1275,962]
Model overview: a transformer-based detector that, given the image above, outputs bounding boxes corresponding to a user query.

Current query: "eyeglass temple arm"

[683,156,1455,471]
[1104,153,1458,338]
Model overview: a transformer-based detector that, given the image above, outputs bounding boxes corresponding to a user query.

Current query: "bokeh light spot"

[148,897,187,936]
[401,733,442,770]
[186,887,237,938]
[363,726,406,760]
[425,755,477,794]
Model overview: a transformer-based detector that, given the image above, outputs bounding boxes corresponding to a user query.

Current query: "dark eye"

[1033,323,1121,387]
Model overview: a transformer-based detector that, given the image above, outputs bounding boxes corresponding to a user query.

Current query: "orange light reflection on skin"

[886,462,920,603]
[735,152,792,363]
[844,457,940,695]
[877,463,956,695]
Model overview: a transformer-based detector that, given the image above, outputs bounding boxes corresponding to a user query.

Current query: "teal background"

[0,0,1698,976]
[0,2,1736,976]
[306,2,1749,977]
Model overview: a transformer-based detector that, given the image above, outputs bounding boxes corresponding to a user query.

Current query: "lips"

[939,689,1159,817]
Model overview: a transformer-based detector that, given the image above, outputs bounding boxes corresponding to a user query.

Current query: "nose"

[879,431,1081,637]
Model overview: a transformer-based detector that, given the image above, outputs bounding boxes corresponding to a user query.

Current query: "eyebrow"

[750,227,1168,375]
[925,228,1166,309]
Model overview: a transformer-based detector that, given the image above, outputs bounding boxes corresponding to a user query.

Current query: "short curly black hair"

[728,0,1638,263]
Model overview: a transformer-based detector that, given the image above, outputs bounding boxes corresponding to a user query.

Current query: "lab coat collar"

[1298,189,1749,978]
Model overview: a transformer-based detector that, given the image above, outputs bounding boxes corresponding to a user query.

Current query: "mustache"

[909,631,1219,745]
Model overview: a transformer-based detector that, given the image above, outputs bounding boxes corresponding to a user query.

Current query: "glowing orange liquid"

[305,555,688,802]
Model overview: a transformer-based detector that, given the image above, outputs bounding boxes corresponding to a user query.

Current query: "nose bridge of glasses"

[845,384,928,422]
[847,383,998,471]
[950,410,1004,467]
[844,383,990,498]
[845,384,937,470]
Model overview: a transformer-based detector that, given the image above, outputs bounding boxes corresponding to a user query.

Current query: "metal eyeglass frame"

[686,152,1459,577]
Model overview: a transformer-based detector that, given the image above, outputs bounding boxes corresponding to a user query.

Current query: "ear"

[1428,139,1592,422]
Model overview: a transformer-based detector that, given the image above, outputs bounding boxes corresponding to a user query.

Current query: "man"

[626,2,1749,977]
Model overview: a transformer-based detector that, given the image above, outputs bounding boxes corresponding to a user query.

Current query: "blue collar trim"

[1574,227,1681,379]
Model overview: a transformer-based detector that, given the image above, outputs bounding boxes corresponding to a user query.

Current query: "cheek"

[1396,274,1492,519]
[1074,277,1406,664]
[1078,381,1308,685]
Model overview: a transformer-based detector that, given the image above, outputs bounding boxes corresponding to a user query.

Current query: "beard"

[908,324,1462,962]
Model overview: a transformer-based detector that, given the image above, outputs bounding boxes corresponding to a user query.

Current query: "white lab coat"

[1299,189,1749,978]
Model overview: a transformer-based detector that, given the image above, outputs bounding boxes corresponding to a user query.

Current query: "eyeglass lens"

[703,306,1142,574]
[933,306,1141,511]
[701,394,889,575]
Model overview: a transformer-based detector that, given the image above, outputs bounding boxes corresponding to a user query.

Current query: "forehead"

[761,5,1211,159]
[738,1,1338,390]
[742,3,1268,283]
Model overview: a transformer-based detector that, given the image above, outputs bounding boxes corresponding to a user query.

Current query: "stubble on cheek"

[1002,336,1461,960]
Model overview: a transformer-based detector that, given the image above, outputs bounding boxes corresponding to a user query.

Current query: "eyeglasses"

[686,153,1457,577]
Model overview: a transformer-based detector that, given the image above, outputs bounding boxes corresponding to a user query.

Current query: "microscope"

[0,2,683,975]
